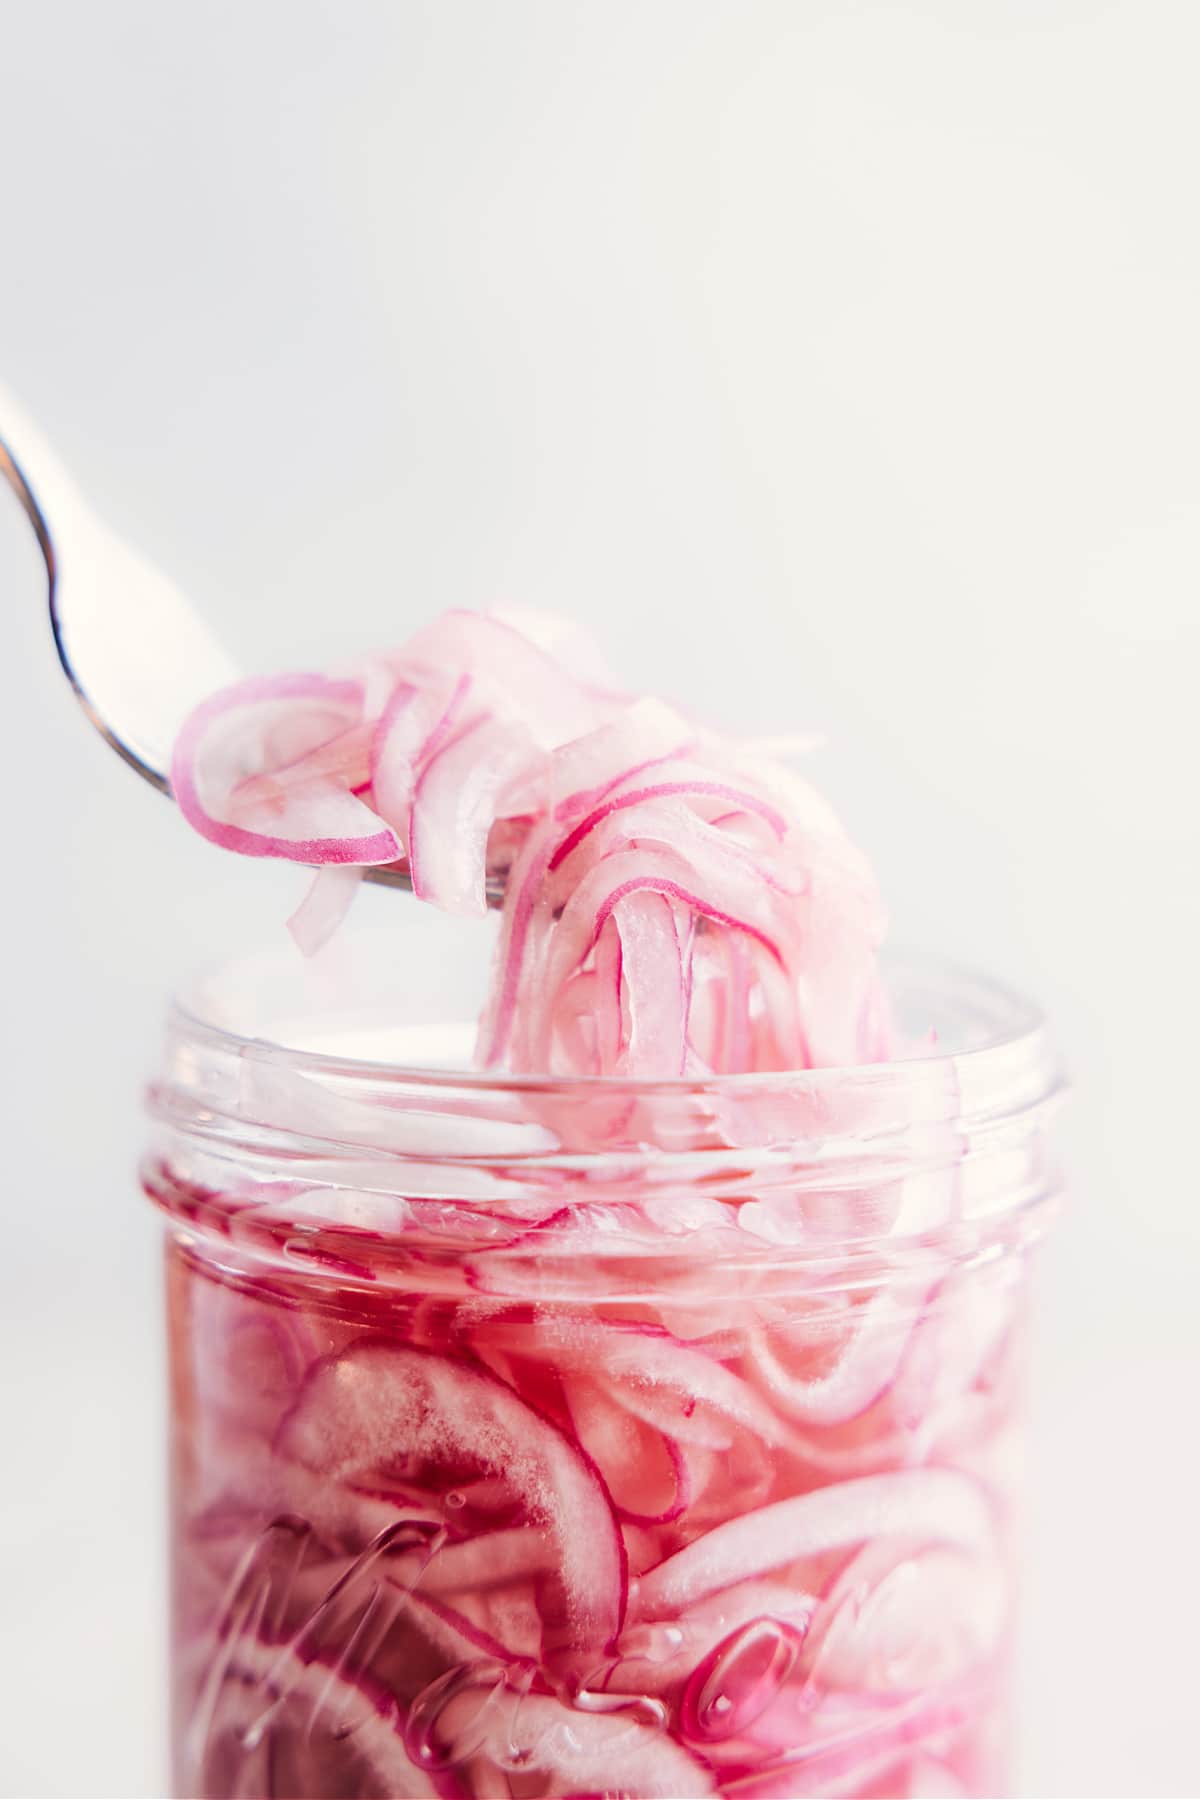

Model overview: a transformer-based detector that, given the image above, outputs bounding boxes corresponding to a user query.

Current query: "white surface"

[1,4,1197,1795]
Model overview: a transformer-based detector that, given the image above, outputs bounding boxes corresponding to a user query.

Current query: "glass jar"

[144,927,1063,1800]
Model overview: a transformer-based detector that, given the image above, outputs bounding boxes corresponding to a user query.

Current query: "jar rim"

[149,940,1065,1270]
[166,938,1063,1128]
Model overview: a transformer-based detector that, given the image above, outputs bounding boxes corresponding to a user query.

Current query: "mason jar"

[144,925,1063,1800]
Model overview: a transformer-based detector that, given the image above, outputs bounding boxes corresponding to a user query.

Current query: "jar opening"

[169,919,1056,1108]
[145,924,1063,1278]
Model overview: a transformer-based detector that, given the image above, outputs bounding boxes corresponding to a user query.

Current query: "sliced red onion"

[747,1278,936,1429]
[412,1685,715,1798]
[409,716,541,916]
[548,697,694,814]
[475,820,557,1067]
[173,609,893,1079]
[596,1581,816,1703]
[720,933,753,1073]
[634,1470,995,1619]
[287,865,364,956]
[797,1534,1007,1695]
[229,725,378,828]
[548,778,788,873]
[369,677,468,850]
[520,845,786,1073]
[613,892,688,1077]
[171,674,401,864]
[466,1314,788,1453]
[402,1588,536,1669]
[889,1273,1017,1430]
[719,1686,976,1798]
[396,610,606,749]
[404,1527,558,1595]
[194,1633,441,1798]
[276,1342,625,1651]
[564,1371,690,1525]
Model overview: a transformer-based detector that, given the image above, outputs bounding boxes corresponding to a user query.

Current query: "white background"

[1,4,1197,1795]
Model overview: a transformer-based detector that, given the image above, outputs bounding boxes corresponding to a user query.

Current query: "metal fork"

[0,382,438,896]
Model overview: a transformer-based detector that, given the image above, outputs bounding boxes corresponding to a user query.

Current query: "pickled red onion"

[172,609,888,1076]
[276,1341,625,1651]
[170,674,402,865]
[634,1470,994,1619]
